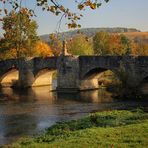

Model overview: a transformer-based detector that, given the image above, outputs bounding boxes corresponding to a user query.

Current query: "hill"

[117,32,148,44]
[40,27,141,42]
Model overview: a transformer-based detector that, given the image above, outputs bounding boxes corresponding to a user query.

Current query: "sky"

[0,0,148,36]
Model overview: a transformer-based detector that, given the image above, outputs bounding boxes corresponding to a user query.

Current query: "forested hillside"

[40,27,141,42]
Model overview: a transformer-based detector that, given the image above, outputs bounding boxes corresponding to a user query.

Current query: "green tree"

[93,31,110,55]
[1,9,38,58]
[120,34,131,55]
[67,34,93,55]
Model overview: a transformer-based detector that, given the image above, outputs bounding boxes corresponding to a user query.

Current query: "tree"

[49,33,62,56]
[67,34,93,55]
[0,0,109,29]
[107,34,129,55]
[0,47,16,60]
[120,34,131,55]
[93,31,110,55]
[34,40,53,57]
[1,9,38,57]
[0,40,53,59]
[132,43,148,56]
[93,32,132,55]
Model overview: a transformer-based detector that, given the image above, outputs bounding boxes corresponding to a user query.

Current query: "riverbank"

[2,109,148,148]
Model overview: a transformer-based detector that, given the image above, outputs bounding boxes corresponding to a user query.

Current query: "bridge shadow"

[0,86,113,104]
[56,89,113,103]
[140,76,148,95]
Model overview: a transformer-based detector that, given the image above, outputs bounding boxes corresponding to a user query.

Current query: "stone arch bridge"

[0,56,148,91]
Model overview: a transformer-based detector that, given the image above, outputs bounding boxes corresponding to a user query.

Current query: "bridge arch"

[80,67,119,90]
[0,59,18,87]
[32,68,57,88]
[0,68,19,87]
[82,67,108,80]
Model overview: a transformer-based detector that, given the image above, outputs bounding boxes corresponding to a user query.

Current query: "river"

[0,86,147,146]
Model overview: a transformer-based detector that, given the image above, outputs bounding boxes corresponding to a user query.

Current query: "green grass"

[3,109,148,148]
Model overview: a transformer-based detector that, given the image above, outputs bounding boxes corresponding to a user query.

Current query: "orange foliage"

[108,35,124,55]
[140,43,148,55]
[129,40,148,56]
[131,42,139,56]
[8,48,17,58]
[35,41,53,57]
[0,41,53,60]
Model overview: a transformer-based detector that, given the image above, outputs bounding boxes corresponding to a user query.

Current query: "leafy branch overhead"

[0,0,109,28]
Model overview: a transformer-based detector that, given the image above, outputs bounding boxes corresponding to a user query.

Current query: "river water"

[0,86,147,146]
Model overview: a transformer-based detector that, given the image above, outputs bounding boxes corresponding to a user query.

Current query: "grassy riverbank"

[3,109,148,148]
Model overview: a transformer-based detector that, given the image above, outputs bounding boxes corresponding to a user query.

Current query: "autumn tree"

[93,32,132,55]
[67,34,93,55]
[0,0,110,58]
[0,40,53,59]
[131,42,148,56]
[34,40,53,57]
[1,9,38,58]
[49,33,62,56]
[107,34,131,55]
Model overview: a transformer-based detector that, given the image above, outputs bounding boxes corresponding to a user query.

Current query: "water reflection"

[79,89,113,103]
[0,86,147,145]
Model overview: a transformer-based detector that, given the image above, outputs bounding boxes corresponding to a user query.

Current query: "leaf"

[68,23,72,29]
[90,3,96,10]
[55,11,61,16]
[97,3,102,8]
[78,4,84,10]
[71,22,77,28]
[4,9,7,15]
[84,1,91,6]
[78,24,81,28]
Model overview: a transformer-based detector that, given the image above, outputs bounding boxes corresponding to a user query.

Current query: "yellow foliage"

[0,41,53,60]
[35,41,53,57]
[9,48,33,58]
[0,48,27,59]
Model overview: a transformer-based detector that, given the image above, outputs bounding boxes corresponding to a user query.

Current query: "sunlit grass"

[3,109,148,148]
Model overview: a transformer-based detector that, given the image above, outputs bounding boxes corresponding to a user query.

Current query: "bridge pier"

[56,56,80,92]
[17,58,55,88]
[56,56,99,92]
[17,58,35,88]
